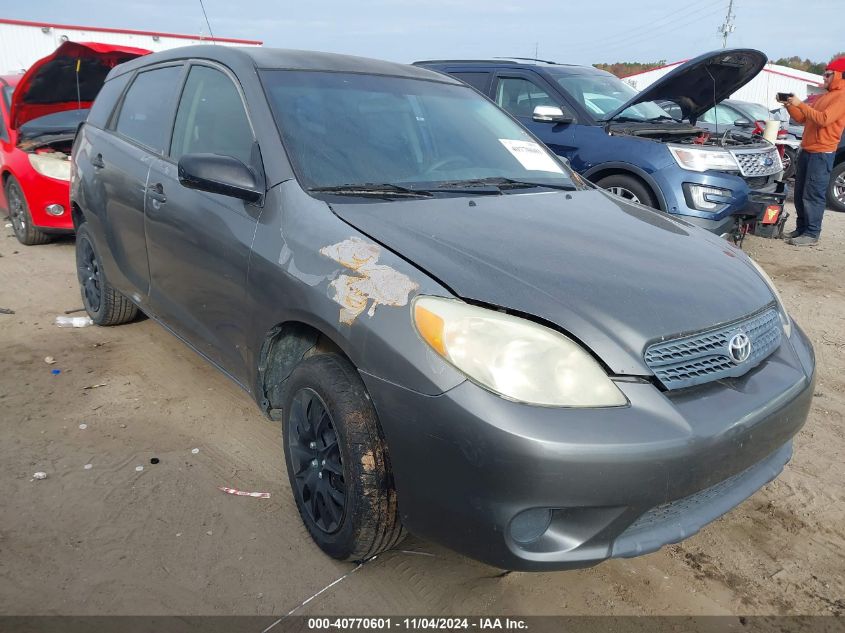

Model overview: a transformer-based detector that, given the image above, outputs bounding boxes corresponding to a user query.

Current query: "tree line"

[594,53,845,78]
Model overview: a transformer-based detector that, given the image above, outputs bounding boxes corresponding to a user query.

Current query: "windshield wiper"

[606,116,648,123]
[430,177,576,193]
[308,183,433,198]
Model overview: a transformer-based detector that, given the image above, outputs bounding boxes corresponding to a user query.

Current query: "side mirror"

[734,119,753,128]
[533,105,573,124]
[177,153,263,203]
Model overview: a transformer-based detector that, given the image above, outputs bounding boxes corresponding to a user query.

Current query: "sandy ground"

[0,203,843,617]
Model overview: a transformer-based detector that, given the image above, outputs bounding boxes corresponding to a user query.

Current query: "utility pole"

[718,0,736,48]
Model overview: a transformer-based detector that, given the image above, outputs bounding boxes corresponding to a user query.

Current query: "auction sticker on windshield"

[499,139,563,173]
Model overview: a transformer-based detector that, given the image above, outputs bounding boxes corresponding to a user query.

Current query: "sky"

[2,0,841,66]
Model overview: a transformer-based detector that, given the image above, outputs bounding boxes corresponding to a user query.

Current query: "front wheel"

[781,146,797,180]
[282,354,404,561]
[827,161,845,213]
[5,175,51,245]
[596,174,657,209]
[75,223,138,325]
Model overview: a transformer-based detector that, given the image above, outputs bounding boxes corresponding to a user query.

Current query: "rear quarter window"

[87,72,132,129]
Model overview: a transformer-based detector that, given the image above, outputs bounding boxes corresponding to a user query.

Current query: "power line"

[557,0,725,59]
[198,0,216,43]
[586,4,726,59]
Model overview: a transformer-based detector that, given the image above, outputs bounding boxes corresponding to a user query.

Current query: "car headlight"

[412,296,627,407]
[748,258,792,337]
[668,145,739,172]
[28,153,71,181]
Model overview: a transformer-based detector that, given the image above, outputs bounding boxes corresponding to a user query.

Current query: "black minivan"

[71,46,814,571]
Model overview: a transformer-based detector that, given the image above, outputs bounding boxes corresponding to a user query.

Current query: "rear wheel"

[282,354,404,561]
[5,176,51,245]
[596,174,657,208]
[75,223,138,325]
[827,161,845,213]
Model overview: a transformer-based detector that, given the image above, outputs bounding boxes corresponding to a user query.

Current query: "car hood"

[607,49,767,124]
[10,41,150,131]
[329,190,776,375]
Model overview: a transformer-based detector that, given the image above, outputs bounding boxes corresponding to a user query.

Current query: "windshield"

[2,85,12,110]
[260,70,577,192]
[737,102,772,122]
[554,73,671,121]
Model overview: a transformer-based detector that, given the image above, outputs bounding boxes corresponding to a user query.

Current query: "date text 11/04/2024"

[307,618,528,630]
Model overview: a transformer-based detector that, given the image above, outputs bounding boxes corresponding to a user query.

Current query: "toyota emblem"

[728,332,752,363]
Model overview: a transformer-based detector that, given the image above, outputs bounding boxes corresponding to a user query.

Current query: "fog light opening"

[683,183,731,212]
[509,508,552,544]
[45,204,65,217]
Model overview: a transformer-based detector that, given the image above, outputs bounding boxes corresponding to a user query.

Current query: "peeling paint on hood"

[320,237,419,325]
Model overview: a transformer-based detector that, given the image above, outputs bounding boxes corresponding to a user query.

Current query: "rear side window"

[87,72,132,129]
[169,65,253,165]
[450,72,491,93]
[115,65,183,152]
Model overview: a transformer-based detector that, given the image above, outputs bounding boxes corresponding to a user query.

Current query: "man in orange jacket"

[782,57,845,246]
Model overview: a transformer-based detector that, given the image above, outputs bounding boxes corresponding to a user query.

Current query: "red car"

[1,41,149,245]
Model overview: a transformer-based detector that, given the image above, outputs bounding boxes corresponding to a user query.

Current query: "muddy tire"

[596,173,657,209]
[75,223,138,326]
[282,353,405,561]
[5,175,51,245]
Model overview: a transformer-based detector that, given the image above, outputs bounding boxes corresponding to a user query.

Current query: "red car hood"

[10,41,150,131]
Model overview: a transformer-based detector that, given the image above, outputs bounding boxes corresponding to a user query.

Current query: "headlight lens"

[668,145,739,172]
[28,152,71,181]
[413,296,627,407]
[748,258,792,337]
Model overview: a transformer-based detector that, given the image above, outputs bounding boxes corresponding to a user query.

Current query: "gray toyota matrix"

[70,46,815,571]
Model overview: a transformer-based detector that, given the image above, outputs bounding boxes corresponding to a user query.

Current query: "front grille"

[644,306,782,390]
[730,146,782,178]
[745,175,769,190]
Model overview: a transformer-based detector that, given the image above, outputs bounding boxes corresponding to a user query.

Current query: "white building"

[0,17,262,74]
[622,60,824,110]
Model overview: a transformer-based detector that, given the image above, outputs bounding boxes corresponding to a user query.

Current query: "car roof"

[112,45,460,84]
[414,58,608,77]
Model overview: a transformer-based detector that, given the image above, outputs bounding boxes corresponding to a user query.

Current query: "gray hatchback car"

[70,46,815,571]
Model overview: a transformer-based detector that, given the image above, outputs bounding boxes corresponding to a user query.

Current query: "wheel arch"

[583,162,667,211]
[256,319,354,420]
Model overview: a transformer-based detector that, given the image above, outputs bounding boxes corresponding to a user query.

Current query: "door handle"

[147,182,167,204]
[91,153,105,169]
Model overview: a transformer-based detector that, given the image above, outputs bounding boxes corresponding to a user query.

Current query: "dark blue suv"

[417,49,786,237]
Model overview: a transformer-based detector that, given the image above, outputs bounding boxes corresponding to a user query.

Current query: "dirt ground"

[1,202,844,617]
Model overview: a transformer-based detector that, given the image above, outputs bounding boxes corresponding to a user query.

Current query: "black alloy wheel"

[74,223,138,325]
[282,353,405,561]
[287,388,346,533]
[78,234,103,314]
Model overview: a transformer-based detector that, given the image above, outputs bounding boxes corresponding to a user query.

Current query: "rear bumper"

[365,323,814,571]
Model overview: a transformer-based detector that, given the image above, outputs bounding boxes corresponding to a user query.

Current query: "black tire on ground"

[4,175,51,245]
[75,223,138,326]
[596,173,657,209]
[781,146,797,180]
[826,161,845,213]
[282,353,405,561]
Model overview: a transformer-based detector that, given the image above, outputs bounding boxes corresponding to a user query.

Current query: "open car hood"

[10,41,150,131]
[607,49,767,123]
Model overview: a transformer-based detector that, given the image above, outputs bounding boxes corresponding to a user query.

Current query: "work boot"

[784,230,802,239]
[787,235,818,247]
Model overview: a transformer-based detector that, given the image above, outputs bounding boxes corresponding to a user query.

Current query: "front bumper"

[365,324,814,571]
[654,166,786,237]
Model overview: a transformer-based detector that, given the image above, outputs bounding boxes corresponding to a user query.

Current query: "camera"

[776,92,794,102]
